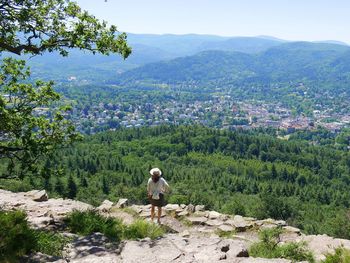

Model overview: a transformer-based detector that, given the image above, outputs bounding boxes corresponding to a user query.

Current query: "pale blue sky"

[76,0,350,43]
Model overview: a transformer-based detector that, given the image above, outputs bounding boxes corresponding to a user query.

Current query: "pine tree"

[67,175,77,199]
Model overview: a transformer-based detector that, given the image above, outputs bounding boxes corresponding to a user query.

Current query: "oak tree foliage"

[0,0,131,177]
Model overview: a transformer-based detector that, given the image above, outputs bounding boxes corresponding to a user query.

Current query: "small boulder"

[187,204,195,213]
[187,216,207,225]
[181,230,190,237]
[208,210,221,219]
[177,210,189,217]
[283,226,301,234]
[115,198,128,208]
[27,190,48,202]
[205,219,223,227]
[97,200,114,212]
[165,204,180,212]
[218,224,234,232]
[195,205,205,212]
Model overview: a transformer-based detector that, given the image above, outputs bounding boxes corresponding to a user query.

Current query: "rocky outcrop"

[1,189,350,263]
[120,235,248,263]
[0,189,91,228]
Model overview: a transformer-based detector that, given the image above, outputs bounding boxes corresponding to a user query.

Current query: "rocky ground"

[1,189,350,262]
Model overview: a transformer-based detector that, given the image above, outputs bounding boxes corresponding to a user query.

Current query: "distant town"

[37,94,350,135]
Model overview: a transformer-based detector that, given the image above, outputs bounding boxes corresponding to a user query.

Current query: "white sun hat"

[150,167,162,176]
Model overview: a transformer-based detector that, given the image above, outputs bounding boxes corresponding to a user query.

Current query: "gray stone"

[181,230,190,237]
[115,198,128,208]
[195,204,205,212]
[187,203,195,213]
[301,234,350,262]
[208,210,221,219]
[235,258,292,263]
[283,226,301,234]
[218,224,234,232]
[205,219,223,227]
[177,210,189,217]
[164,204,180,212]
[27,190,48,202]
[232,215,254,232]
[187,216,208,225]
[97,199,114,212]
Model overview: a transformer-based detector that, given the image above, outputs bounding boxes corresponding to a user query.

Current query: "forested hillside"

[118,42,350,86]
[4,125,349,239]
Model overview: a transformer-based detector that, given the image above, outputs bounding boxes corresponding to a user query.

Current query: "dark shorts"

[150,193,165,207]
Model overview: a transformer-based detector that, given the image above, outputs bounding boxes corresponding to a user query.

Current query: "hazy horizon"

[76,0,350,45]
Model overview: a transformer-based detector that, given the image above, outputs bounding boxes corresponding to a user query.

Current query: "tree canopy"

[0,0,131,57]
[0,0,131,177]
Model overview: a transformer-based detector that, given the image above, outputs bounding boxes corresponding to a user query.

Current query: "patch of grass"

[0,210,36,262]
[178,216,193,227]
[249,227,315,263]
[65,210,164,242]
[120,207,140,217]
[0,178,33,192]
[34,231,71,257]
[0,210,70,262]
[216,229,236,238]
[64,210,124,242]
[124,219,165,240]
[322,247,350,263]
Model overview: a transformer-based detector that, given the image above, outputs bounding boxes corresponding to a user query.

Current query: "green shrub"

[322,247,350,263]
[216,229,236,238]
[0,179,33,192]
[64,210,124,241]
[0,210,36,262]
[249,227,315,263]
[34,231,71,257]
[0,210,70,261]
[124,219,164,240]
[65,211,165,241]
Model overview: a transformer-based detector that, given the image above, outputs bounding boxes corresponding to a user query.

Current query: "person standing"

[147,168,170,224]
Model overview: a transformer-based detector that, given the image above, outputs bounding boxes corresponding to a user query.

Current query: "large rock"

[208,210,221,219]
[195,204,205,212]
[235,258,292,263]
[120,237,182,263]
[187,216,208,225]
[231,215,254,232]
[205,219,223,227]
[300,234,350,262]
[97,200,114,212]
[164,204,180,213]
[283,226,301,234]
[218,224,235,232]
[26,190,48,202]
[115,198,128,208]
[187,203,195,213]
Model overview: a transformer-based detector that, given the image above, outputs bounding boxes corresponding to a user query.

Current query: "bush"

[0,210,69,261]
[34,231,71,257]
[64,210,124,241]
[0,179,33,192]
[65,210,165,241]
[0,210,36,262]
[124,219,164,240]
[249,227,315,263]
[322,247,350,263]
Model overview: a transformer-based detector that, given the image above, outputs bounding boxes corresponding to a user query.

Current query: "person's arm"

[162,178,170,193]
[147,179,152,198]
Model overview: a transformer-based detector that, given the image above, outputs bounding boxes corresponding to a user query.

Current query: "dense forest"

[3,125,349,239]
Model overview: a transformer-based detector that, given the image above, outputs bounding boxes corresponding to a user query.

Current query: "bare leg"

[151,205,155,222]
[157,206,162,224]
